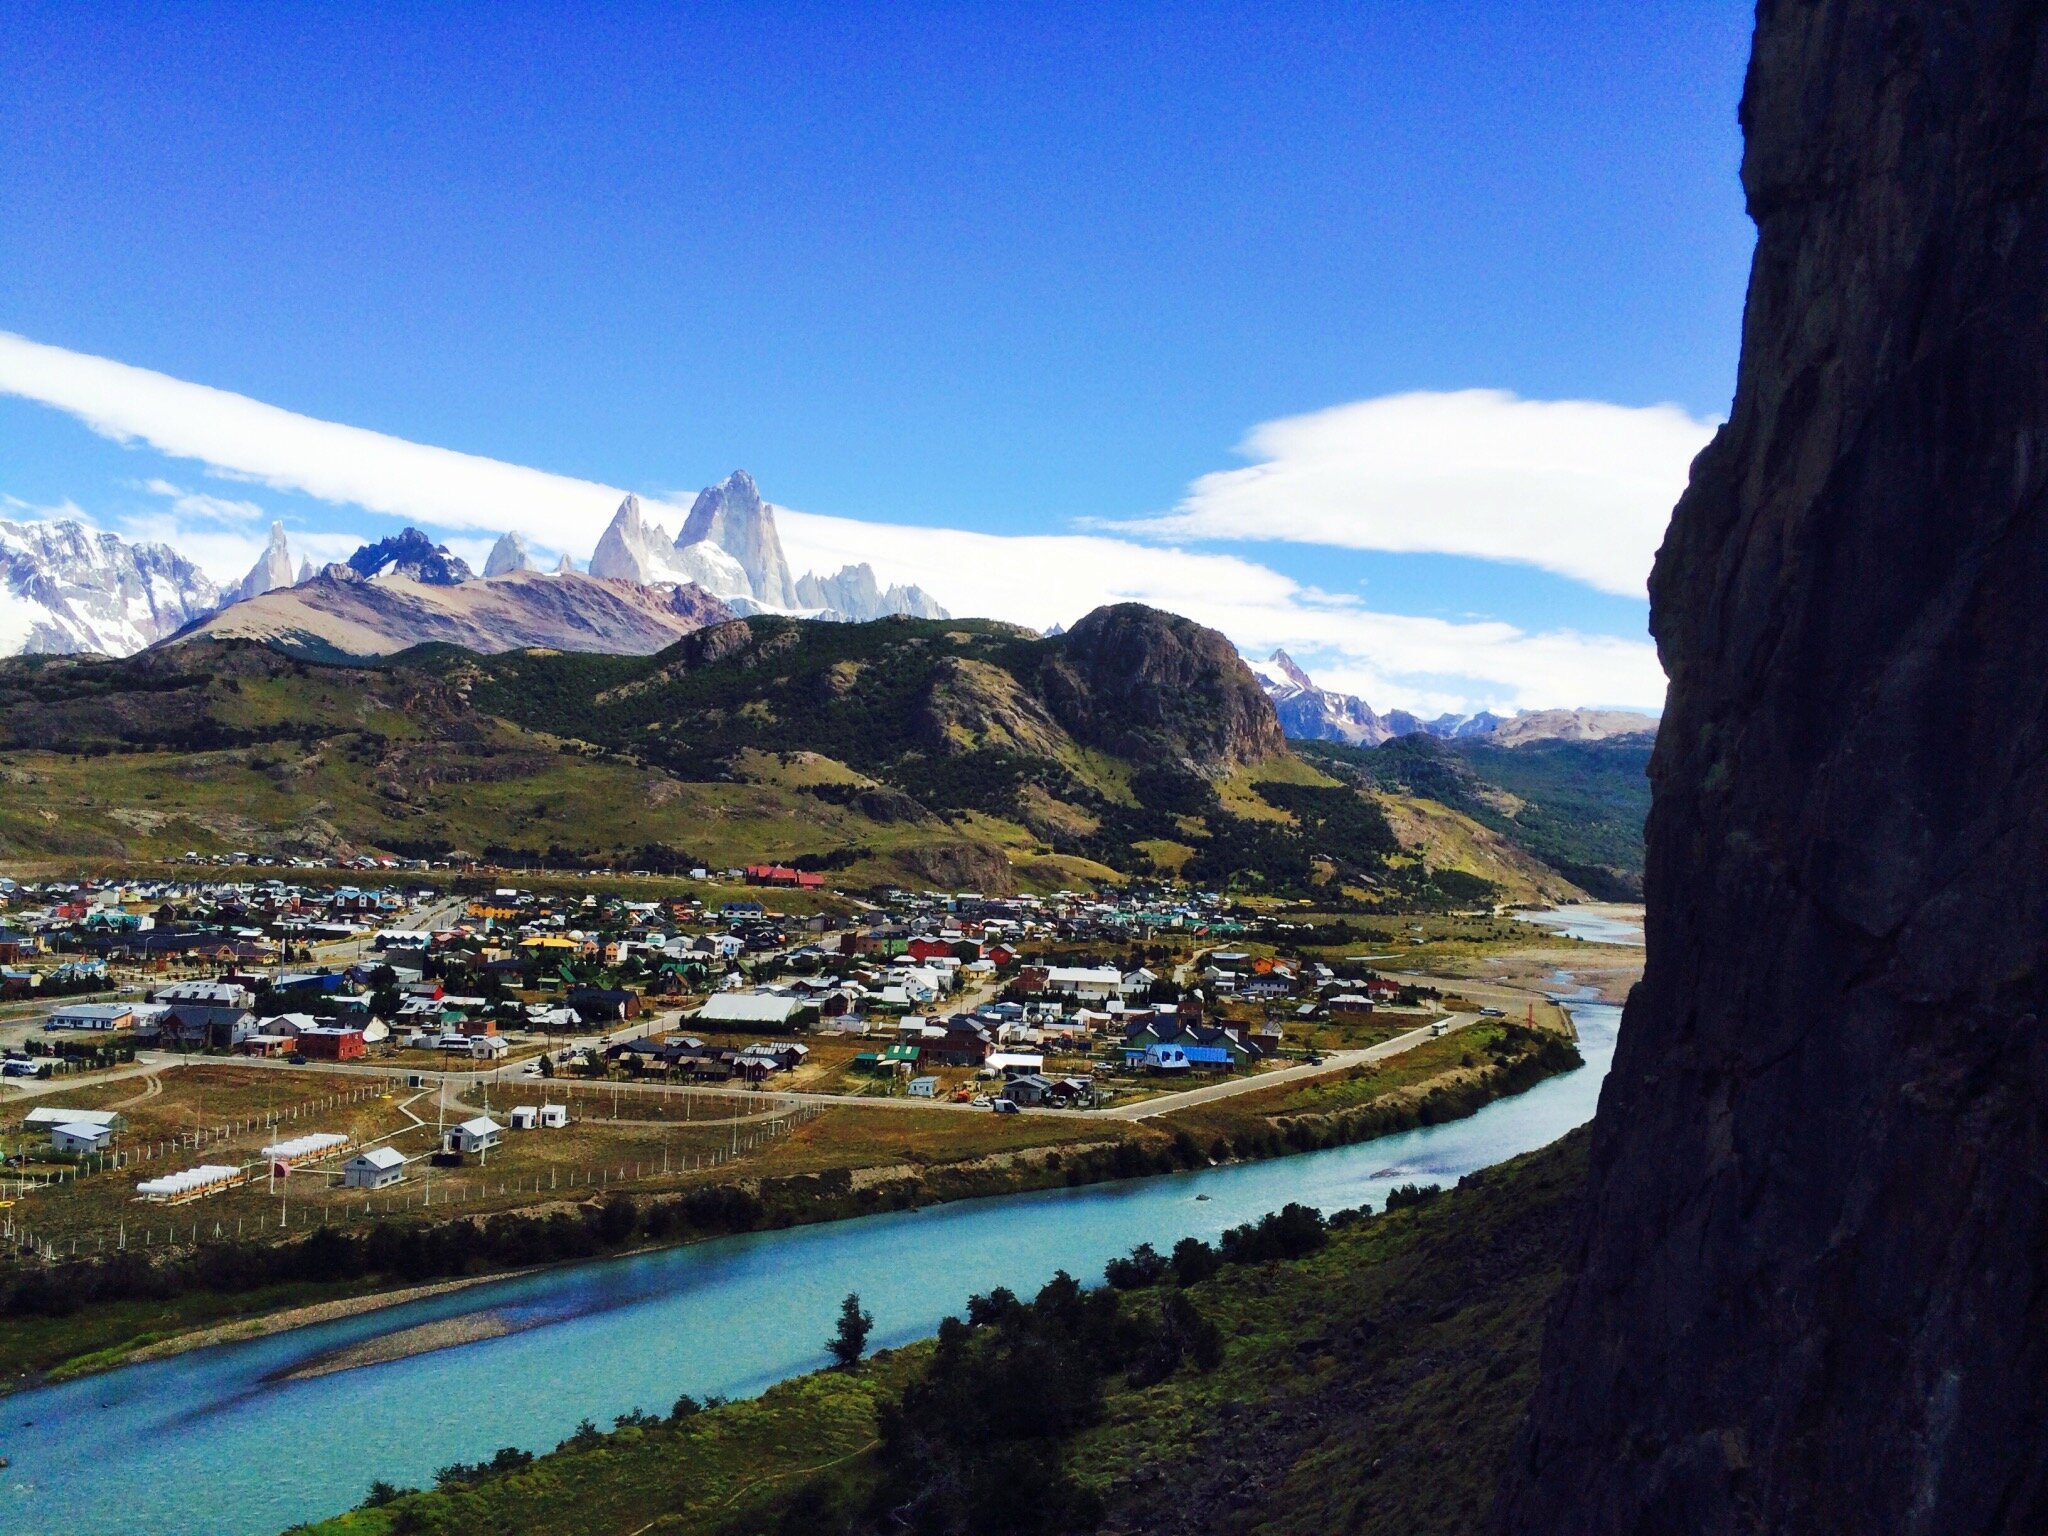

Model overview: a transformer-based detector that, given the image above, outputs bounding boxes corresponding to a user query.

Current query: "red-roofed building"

[744,864,825,889]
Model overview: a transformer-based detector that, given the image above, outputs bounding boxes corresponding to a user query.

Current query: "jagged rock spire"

[231,521,295,604]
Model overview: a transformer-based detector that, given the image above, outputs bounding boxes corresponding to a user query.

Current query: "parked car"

[288,1051,308,1064]
[991,1099,1020,1114]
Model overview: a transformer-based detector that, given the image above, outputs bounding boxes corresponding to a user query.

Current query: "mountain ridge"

[0,603,1578,904]
[168,567,735,659]
[1248,648,1656,747]
[0,516,219,657]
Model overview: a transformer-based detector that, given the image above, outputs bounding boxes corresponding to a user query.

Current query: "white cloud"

[0,330,626,548]
[776,508,1664,713]
[1121,389,1716,597]
[0,331,1666,713]
[140,481,269,525]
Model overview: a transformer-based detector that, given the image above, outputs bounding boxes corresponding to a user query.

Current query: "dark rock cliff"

[1498,3,2048,1531]
[1041,603,1287,776]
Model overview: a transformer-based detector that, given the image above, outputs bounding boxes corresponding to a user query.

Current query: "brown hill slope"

[173,568,734,659]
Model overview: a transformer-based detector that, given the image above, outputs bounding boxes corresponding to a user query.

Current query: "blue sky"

[0,2,1756,712]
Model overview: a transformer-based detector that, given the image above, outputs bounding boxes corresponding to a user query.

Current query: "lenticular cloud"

[1131,389,1717,597]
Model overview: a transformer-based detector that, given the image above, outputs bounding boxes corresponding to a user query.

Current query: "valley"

[0,601,1648,1534]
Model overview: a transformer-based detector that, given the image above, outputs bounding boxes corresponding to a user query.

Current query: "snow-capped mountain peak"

[346,528,474,585]
[0,517,220,656]
[587,477,950,622]
[1244,649,1658,747]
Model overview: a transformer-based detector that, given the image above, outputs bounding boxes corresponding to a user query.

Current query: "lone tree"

[827,1291,873,1368]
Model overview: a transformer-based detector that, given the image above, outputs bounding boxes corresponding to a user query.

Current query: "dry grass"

[0,1060,1135,1261]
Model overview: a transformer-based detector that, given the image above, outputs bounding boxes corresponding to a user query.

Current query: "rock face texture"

[794,561,951,622]
[230,521,297,604]
[1040,603,1286,776]
[678,469,799,607]
[346,528,474,585]
[589,494,752,597]
[482,531,533,577]
[1498,5,2048,1532]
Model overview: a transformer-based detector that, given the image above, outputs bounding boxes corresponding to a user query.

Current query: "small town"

[0,860,1569,1277]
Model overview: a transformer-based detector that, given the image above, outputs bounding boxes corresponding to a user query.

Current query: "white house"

[50,1121,112,1154]
[46,1002,135,1031]
[540,1103,568,1128]
[1046,966,1123,1002]
[443,1116,503,1155]
[695,992,806,1028]
[23,1106,125,1134]
[343,1146,408,1189]
[509,1105,539,1130]
[469,1035,509,1061]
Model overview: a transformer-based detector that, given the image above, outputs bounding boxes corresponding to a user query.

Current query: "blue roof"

[1182,1045,1232,1063]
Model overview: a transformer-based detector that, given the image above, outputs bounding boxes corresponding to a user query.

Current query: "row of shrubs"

[0,1187,765,1319]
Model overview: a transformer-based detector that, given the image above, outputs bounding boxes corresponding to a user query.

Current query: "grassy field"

[293,1131,1589,1536]
[0,1063,1130,1258]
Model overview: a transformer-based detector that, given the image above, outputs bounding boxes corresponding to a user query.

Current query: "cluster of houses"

[0,876,435,973]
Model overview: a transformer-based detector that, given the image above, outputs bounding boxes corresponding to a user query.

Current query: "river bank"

[296,1129,1594,1536]
[1,1019,1570,1392]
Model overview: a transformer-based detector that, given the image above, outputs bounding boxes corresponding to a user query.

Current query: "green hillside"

[1300,733,1653,900]
[0,609,1644,904]
[0,612,1514,905]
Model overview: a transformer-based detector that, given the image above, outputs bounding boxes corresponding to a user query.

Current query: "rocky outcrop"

[1041,603,1286,776]
[1499,5,2048,1532]
[589,494,751,598]
[678,470,799,607]
[346,528,474,585]
[588,495,676,585]
[894,836,1015,896]
[0,518,220,656]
